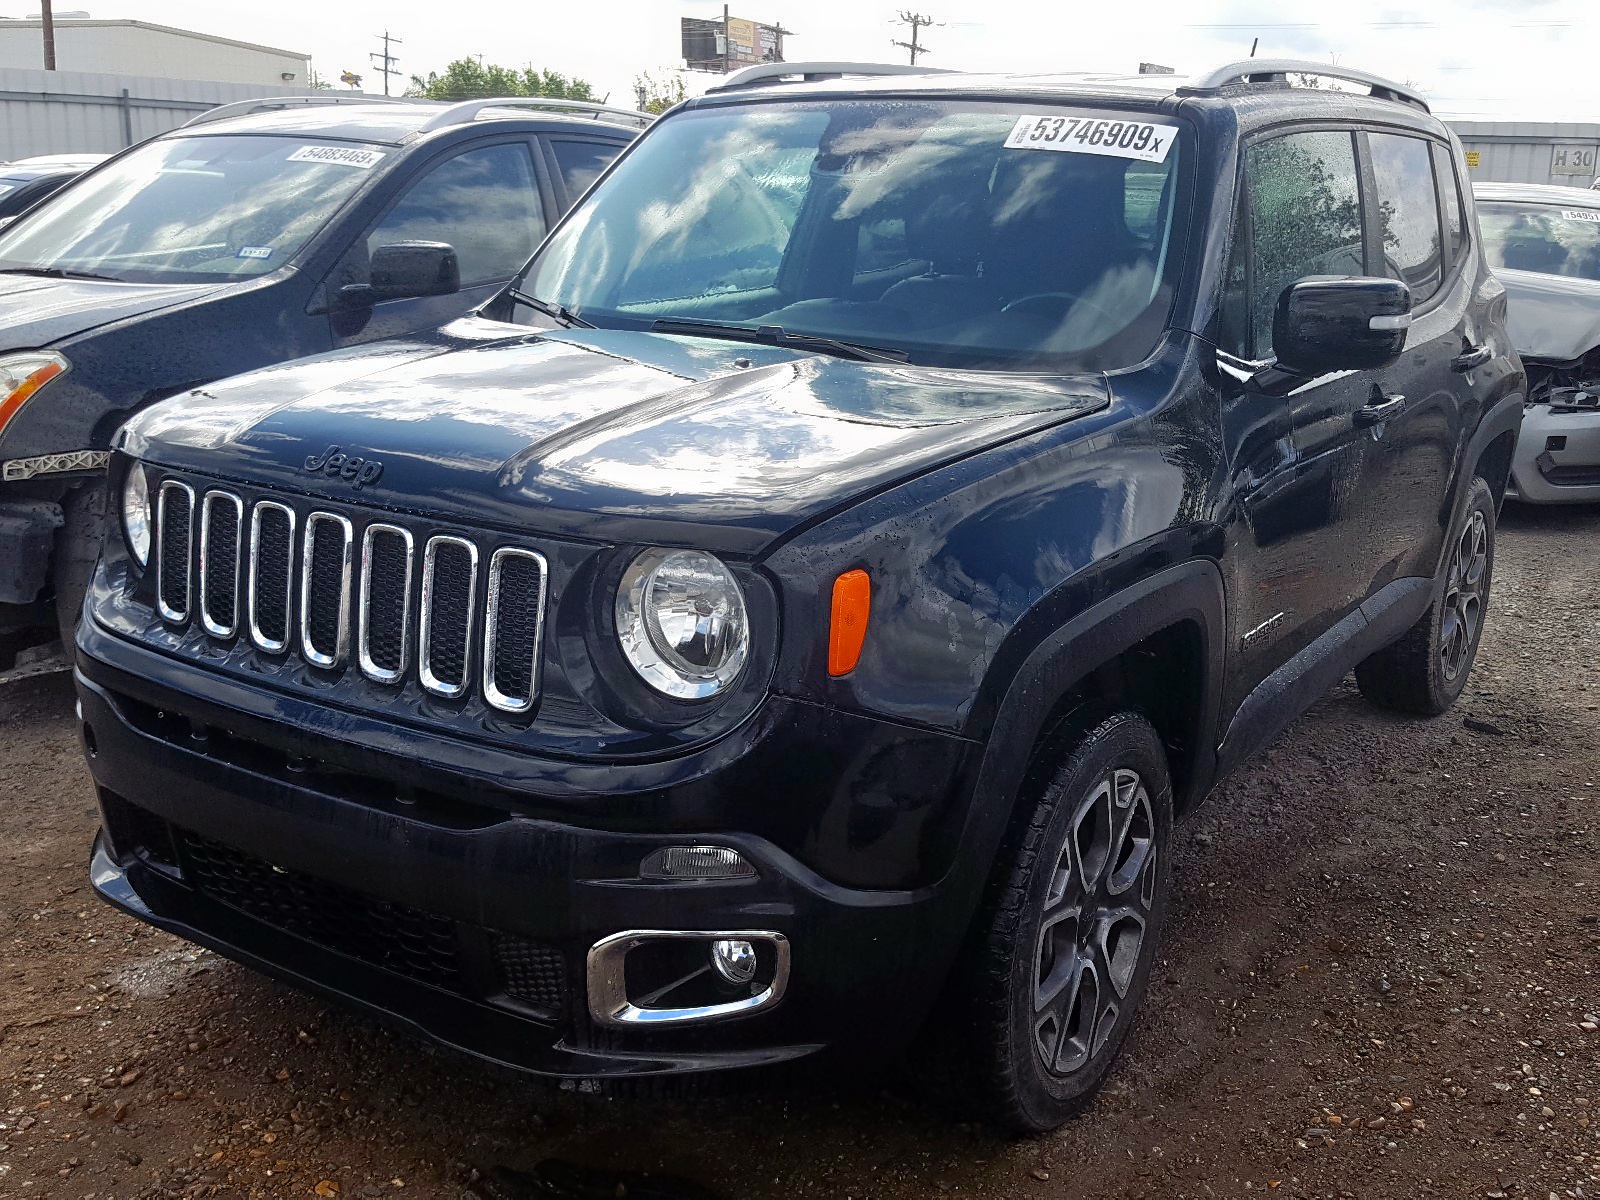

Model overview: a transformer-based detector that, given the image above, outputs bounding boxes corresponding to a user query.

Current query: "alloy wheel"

[1440,509,1488,682]
[1031,768,1158,1078]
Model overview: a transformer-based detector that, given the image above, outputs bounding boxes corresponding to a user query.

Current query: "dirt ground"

[2,504,1597,1200]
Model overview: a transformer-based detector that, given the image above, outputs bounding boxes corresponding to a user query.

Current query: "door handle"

[1354,393,1406,426]
[1451,343,1493,372]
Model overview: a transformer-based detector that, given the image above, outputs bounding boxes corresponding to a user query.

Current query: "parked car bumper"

[1508,403,1600,504]
[74,620,981,1079]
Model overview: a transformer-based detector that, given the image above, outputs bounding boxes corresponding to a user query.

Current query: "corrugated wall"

[1447,120,1600,188]
[0,67,326,159]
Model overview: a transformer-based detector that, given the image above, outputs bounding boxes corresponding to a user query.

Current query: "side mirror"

[338,240,460,309]
[1272,276,1413,377]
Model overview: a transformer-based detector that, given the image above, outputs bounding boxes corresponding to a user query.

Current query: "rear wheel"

[1356,476,1495,716]
[968,710,1173,1133]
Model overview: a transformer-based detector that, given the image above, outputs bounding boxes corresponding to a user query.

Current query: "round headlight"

[616,548,749,699]
[121,460,151,567]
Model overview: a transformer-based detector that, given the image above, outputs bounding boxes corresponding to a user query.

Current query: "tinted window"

[1238,130,1365,357]
[523,101,1190,372]
[549,139,623,200]
[1477,201,1600,281]
[368,142,545,287]
[1432,142,1466,268]
[1368,132,1443,301]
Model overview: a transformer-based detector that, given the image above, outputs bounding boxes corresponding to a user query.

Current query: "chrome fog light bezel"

[586,929,790,1028]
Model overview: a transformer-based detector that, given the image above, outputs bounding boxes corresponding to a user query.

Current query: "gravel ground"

[1,503,1597,1200]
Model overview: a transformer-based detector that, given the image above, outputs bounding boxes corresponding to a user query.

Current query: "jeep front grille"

[300,512,353,668]
[156,481,194,623]
[247,502,295,653]
[155,482,548,713]
[198,491,242,638]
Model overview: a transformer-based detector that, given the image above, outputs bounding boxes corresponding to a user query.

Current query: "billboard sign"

[681,13,785,72]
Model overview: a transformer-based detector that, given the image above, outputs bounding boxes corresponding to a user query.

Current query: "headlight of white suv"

[616,548,750,699]
[121,460,151,567]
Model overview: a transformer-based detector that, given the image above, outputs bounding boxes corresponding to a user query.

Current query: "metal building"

[0,19,310,88]
[1445,120,1600,189]
[0,66,320,159]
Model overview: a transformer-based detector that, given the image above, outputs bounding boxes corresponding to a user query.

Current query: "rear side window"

[1367,132,1444,302]
[549,139,624,201]
[1432,142,1466,269]
[1233,130,1366,358]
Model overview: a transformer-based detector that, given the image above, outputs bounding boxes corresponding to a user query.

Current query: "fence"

[0,66,328,160]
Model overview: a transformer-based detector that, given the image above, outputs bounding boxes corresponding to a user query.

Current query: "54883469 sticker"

[1004,114,1179,163]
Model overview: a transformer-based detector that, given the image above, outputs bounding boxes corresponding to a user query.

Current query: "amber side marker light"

[828,568,871,677]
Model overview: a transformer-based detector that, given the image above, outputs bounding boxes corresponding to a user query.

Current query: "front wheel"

[1355,475,1496,716]
[968,710,1174,1133]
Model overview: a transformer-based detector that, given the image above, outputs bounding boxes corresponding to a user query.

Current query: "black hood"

[119,317,1110,555]
[0,272,228,349]
[1495,267,1600,363]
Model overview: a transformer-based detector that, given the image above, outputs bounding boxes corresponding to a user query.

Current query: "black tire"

[967,710,1174,1133]
[50,480,107,649]
[1355,476,1495,716]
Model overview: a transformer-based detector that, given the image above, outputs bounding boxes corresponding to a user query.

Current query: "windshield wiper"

[1,265,124,283]
[650,318,909,364]
[507,288,591,328]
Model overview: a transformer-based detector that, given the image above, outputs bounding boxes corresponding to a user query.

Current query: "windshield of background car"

[0,135,386,283]
[1478,201,1600,281]
[520,99,1189,371]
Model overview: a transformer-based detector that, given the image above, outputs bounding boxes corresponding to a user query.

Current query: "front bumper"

[1509,404,1600,504]
[75,627,982,1078]
[0,496,62,604]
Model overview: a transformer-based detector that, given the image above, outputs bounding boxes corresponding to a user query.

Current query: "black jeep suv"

[76,60,1523,1132]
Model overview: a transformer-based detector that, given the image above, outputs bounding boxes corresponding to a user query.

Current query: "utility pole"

[40,0,56,70]
[891,11,936,66]
[369,29,402,97]
[722,3,731,74]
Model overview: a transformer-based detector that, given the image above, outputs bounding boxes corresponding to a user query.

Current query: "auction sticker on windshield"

[286,145,386,169]
[1560,209,1600,223]
[1005,115,1178,163]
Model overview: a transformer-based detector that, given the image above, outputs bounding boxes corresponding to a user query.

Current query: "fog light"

[711,938,757,985]
[639,845,756,880]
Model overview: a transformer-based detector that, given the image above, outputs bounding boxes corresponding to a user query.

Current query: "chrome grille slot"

[247,502,295,653]
[198,491,243,638]
[358,523,414,683]
[156,480,194,623]
[299,512,354,668]
[418,535,478,698]
[483,547,548,713]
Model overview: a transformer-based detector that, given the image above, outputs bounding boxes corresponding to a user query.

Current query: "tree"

[406,58,596,102]
[634,71,687,115]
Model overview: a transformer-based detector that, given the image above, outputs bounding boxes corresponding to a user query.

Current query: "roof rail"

[182,94,412,129]
[706,61,951,93]
[413,97,653,133]
[1177,59,1429,112]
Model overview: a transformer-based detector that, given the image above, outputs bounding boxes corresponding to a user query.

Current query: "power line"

[891,11,939,66]
[369,29,403,97]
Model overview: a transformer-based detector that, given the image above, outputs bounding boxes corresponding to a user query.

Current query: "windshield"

[0,135,386,284]
[1478,201,1600,281]
[519,100,1188,371]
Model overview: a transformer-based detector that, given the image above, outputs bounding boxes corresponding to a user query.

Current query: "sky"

[26,0,1600,121]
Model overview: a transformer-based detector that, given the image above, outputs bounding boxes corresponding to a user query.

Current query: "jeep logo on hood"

[303,445,383,490]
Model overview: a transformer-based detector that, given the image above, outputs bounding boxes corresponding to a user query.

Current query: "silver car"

[1475,182,1600,504]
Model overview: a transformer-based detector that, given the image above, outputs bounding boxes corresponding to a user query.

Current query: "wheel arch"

[958,558,1227,883]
